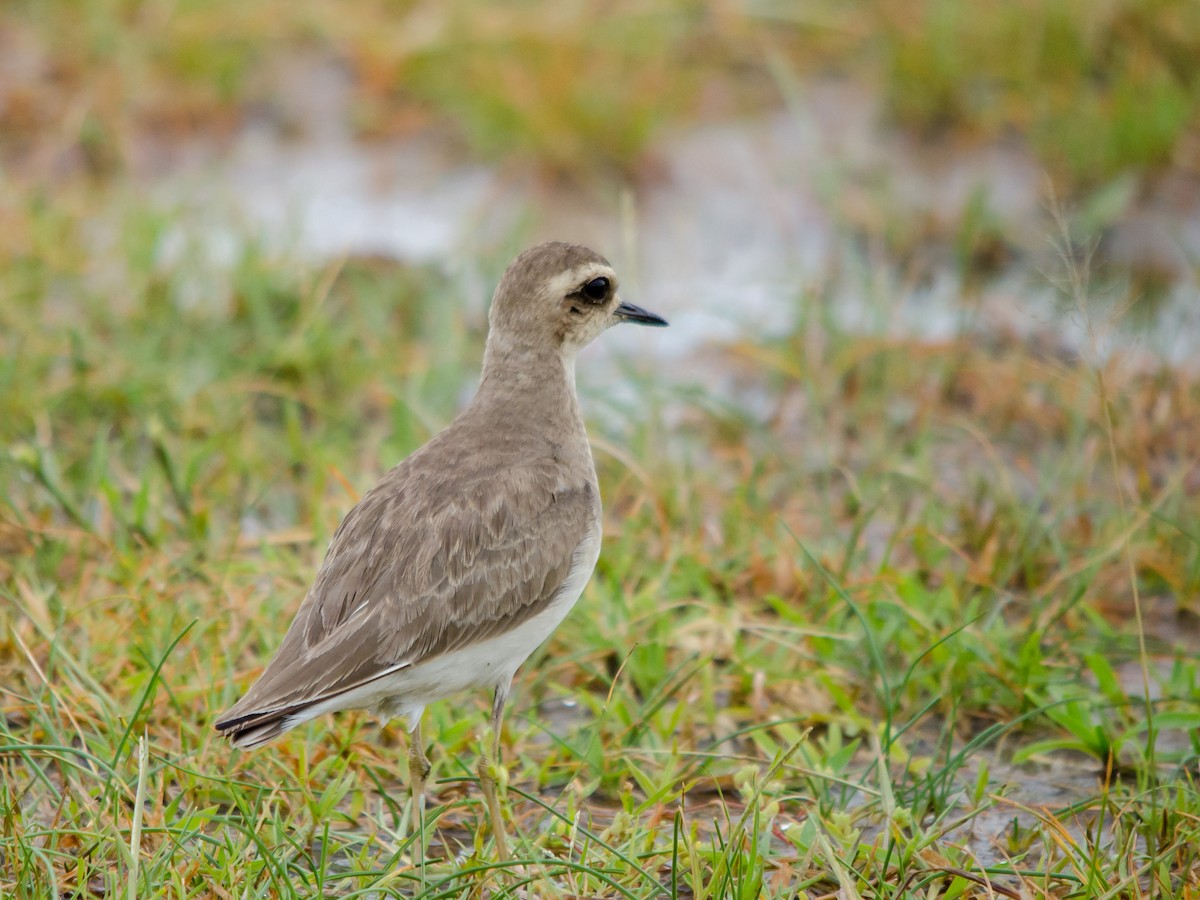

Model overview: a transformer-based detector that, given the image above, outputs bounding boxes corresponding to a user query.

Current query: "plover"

[215,242,667,859]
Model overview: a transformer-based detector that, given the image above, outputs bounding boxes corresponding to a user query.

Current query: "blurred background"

[3,0,1200,360]
[3,1,1200,895]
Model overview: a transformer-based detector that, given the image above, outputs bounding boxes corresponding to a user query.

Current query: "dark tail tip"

[215,709,295,749]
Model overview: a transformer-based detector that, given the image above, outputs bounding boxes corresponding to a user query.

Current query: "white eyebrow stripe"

[549,264,618,298]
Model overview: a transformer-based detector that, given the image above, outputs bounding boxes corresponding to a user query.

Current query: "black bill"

[613,301,669,327]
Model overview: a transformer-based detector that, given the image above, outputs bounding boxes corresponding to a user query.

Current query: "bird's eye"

[582,277,609,302]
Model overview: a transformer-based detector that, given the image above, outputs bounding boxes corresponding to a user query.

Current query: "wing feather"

[216,424,596,730]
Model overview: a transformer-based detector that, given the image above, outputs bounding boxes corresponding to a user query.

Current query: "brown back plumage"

[215,414,596,735]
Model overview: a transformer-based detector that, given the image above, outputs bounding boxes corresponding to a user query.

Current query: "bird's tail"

[215,704,308,749]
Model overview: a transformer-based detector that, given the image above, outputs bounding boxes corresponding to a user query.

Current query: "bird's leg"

[408,718,432,843]
[477,685,510,861]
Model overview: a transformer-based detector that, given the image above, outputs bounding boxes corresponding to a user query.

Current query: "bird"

[214,241,668,860]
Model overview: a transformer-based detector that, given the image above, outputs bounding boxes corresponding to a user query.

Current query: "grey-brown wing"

[217,457,596,725]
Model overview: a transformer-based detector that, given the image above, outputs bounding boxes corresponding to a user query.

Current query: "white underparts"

[280,516,603,734]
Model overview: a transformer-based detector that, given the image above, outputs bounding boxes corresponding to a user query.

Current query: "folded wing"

[215,445,595,741]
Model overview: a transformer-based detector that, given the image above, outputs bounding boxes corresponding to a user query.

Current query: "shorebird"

[215,242,667,859]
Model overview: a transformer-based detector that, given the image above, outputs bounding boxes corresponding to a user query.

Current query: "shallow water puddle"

[154,68,1200,372]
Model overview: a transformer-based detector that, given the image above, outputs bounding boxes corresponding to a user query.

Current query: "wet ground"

[148,60,1200,378]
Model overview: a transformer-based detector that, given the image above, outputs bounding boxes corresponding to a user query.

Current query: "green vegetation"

[3,0,1198,185]
[2,1,1199,897]
[2,184,1198,895]
[869,0,1200,183]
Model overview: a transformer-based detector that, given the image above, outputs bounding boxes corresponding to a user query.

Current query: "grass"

[2,1,1200,896]
[865,0,1200,184]
[1,172,1198,897]
[3,0,1198,187]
